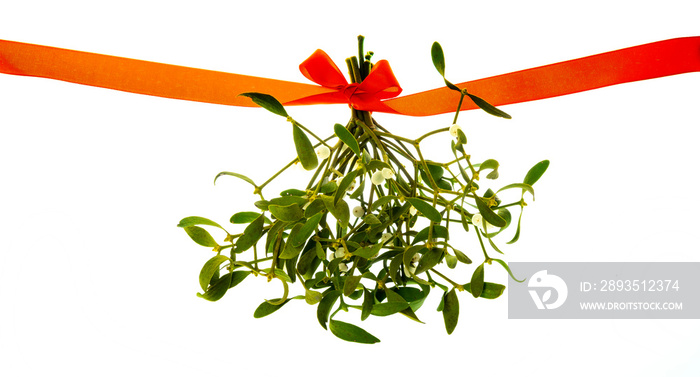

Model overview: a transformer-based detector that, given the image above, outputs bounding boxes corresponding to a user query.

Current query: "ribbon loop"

[298,49,348,89]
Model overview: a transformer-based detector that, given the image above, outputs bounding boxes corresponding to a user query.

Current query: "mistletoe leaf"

[353,243,382,259]
[470,263,485,298]
[214,171,257,187]
[239,92,288,117]
[507,209,524,244]
[235,214,265,252]
[305,290,323,305]
[334,170,360,205]
[466,93,512,119]
[268,203,304,222]
[230,211,262,224]
[524,160,550,186]
[406,197,442,223]
[492,258,525,282]
[253,298,293,318]
[474,196,506,227]
[370,302,409,316]
[178,216,226,231]
[431,42,446,77]
[442,289,459,335]
[199,255,231,291]
[329,320,380,344]
[414,247,444,275]
[317,290,342,330]
[334,123,361,157]
[497,183,535,200]
[343,275,362,297]
[197,272,233,302]
[183,226,219,248]
[291,212,323,248]
[293,125,318,170]
[361,288,374,321]
[463,282,506,299]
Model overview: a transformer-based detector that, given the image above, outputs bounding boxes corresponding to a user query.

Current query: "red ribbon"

[1,37,699,116]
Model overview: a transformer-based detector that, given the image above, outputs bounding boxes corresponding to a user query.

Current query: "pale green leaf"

[329,320,380,344]
[293,125,318,171]
[184,226,219,248]
[497,183,535,200]
[178,216,225,231]
[214,171,257,187]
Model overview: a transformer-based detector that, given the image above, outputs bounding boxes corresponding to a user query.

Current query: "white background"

[1,1,699,375]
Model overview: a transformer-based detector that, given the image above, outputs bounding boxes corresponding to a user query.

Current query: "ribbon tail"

[383,37,700,116]
[0,39,329,107]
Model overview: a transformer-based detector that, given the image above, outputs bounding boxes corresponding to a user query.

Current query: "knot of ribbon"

[292,49,402,110]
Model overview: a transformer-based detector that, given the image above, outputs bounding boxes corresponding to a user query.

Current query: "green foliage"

[239,92,288,117]
[230,211,262,224]
[183,226,218,248]
[432,41,511,118]
[199,255,230,291]
[524,160,550,186]
[442,289,459,335]
[329,320,380,344]
[406,197,442,223]
[293,125,318,170]
[462,281,506,299]
[214,171,258,188]
[470,263,485,298]
[334,123,361,157]
[254,298,293,318]
[466,93,512,119]
[178,216,226,231]
[179,37,548,344]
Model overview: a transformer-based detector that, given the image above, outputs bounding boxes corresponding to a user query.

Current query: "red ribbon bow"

[289,49,402,111]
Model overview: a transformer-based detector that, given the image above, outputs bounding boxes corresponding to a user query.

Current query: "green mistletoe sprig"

[179,37,548,343]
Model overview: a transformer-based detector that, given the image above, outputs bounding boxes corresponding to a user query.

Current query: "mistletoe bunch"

[179,38,548,343]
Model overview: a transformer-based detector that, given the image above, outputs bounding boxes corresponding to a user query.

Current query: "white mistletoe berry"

[472,213,493,231]
[334,247,347,259]
[449,123,462,138]
[381,167,395,180]
[315,145,331,160]
[412,254,420,264]
[380,233,393,244]
[352,206,365,218]
[347,178,357,192]
[409,206,418,216]
[404,254,420,276]
[371,170,385,185]
[338,262,349,273]
[471,213,483,229]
